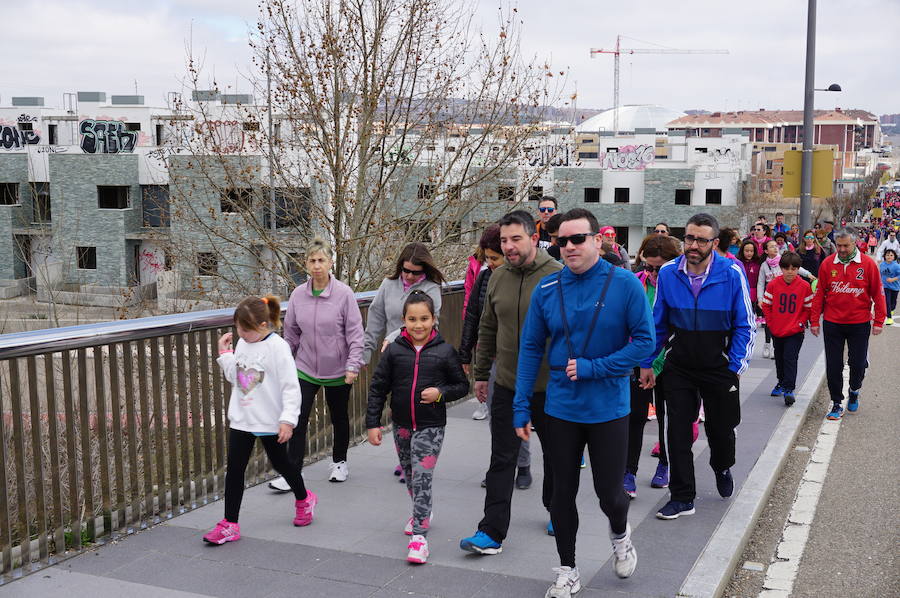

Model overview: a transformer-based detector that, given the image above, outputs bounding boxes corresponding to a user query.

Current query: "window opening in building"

[125,122,141,131]
[0,183,19,205]
[76,246,97,270]
[31,182,51,222]
[584,187,600,203]
[18,122,33,131]
[221,188,253,213]
[529,186,544,201]
[417,183,437,200]
[142,185,170,227]
[498,185,515,202]
[675,189,692,205]
[197,252,218,276]
[97,186,130,209]
[155,124,165,145]
[48,124,57,145]
[242,121,260,131]
[270,187,312,229]
[705,189,722,204]
[614,187,630,203]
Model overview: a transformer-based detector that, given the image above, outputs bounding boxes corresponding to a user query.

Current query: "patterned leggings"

[394,426,445,536]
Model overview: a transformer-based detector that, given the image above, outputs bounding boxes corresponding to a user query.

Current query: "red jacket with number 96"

[761,276,813,338]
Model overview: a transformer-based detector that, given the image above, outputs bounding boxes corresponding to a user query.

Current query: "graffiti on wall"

[203,120,244,153]
[79,119,138,153]
[0,125,40,150]
[524,143,574,167]
[599,144,655,170]
[17,114,38,123]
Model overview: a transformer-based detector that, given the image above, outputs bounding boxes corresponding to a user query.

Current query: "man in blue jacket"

[513,208,655,595]
[639,213,756,521]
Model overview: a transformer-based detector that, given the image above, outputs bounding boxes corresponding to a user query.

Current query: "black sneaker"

[515,467,532,490]
[656,500,695,520]
[783,389,796,406]
[715,468,734,498]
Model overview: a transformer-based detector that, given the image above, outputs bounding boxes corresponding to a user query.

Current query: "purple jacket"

[283,276,365,379]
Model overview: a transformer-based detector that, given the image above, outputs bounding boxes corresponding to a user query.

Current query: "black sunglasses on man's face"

[557,232,596,247]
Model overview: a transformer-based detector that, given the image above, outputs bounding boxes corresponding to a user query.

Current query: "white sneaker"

[545,566,581,597]
[404,510,434,535]
[472,402,489,420]
[762,343,771,359]
[268,476,291,493]
[406,534,429,564]
[328,461,349,482]
[610,523,637,579]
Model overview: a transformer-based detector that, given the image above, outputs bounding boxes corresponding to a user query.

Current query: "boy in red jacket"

[761,252,814,406]
[810,230,886,420]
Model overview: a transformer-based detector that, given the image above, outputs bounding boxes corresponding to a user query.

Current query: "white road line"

[757,366,849,597]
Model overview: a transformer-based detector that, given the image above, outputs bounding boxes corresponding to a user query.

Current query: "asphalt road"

[724,325,899,598]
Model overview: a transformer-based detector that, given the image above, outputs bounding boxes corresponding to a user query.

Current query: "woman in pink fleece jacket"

[268,238,365,491]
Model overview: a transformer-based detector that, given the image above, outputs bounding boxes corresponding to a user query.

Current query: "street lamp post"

[800,0,842,233]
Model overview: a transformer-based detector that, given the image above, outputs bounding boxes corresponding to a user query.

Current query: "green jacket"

[474,248,563,391]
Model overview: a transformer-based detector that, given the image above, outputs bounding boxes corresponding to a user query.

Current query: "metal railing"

[0,282,465,581]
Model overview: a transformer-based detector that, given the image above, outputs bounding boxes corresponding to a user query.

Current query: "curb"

[677,350,827,598]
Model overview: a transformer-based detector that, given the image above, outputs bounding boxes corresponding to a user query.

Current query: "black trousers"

[287,380,352,468]
[627,369,667,474]
[885,288,898,315]
[823,321,870,403]
[663,366,741,503]
[478,384,550,543]
[225,428,306,522]
[545,413,629,568]
[772,332,804,391]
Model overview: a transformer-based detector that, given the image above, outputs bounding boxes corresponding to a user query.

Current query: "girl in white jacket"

[203,295,317,545]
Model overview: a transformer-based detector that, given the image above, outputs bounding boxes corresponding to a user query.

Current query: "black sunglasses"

[538,207,556,213]
[643,264,661,272]
[557,232,596,247]
[401,266,425,275]
[653,229,667,234]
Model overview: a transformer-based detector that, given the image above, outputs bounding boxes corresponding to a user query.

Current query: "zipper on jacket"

[517,271,525,352]
[409,349,421,431]
[313,293,319,375]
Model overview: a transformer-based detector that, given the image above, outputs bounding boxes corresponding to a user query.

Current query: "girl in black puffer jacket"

[366,291,469,564]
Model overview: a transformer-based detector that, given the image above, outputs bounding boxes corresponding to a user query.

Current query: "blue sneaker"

[546,520,554,536]
[783,390,796,407]
[826,403,844,420]
[847,391,859,412]
[770,383,783,397]
[580,455,586,469]
[651,462,669,488]
[715,468,734,498]
[459,530,502,555]
[656,500,695,520]
[623,472,637,499]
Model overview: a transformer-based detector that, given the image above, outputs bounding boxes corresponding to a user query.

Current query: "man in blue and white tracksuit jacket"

[639,213,755,520]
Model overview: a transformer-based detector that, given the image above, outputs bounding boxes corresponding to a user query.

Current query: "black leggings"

[288,380,352,467]
[545,413,629,568]
[627,370,668,474]
[755,303,772,343]
[224,428,306,523]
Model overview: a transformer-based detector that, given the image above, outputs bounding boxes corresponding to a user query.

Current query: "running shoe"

[886,317,894,326]
[647,403,657,420]
[293,490,318,526]
[480,478,486,488]
[623,472,637,499]
[544,566,581,597]
[329,460,349,482]
[656,500,695,520]
[762,343,771,359]
[826,403,844,420]
[847,390,860,412]
[407,535,429,564]
[650,442,660,457]
[650,463,669,488]
[404,510,433,536]
[783,390,796,407]
[580,455,586,469]
[472,402,488,420]
[715,468,734,498]
[770,383,783,397]
[459,530,502,555]
[610,523,637,579]
[516,467,533,490]
[268,476,292,493]
[203,519,240,545]
[394,464,402,476]
[546,520,555,536]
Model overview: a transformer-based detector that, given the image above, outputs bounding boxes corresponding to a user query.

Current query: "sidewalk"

[0,337,824,598]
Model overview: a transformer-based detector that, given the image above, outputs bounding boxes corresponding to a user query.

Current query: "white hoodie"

[217,333,301,434]
[876,237,900,262]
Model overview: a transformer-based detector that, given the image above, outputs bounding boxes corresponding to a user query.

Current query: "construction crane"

[590,35,728,135]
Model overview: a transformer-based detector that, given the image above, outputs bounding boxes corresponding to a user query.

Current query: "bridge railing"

[0,282,465,580]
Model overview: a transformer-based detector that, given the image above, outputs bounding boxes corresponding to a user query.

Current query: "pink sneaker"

[404,510,433,535]
[692,421,700,443]
[203,519,240,545]
[294,490,318,526]
[407,534,429,564]
[650,442,660,457]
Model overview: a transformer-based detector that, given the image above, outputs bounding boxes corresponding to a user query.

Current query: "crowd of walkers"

[201,196,891,597]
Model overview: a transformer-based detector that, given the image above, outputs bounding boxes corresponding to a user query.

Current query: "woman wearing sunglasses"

[599,225,631,265]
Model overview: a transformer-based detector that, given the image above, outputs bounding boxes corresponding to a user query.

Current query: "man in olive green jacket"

[460,210,563,555]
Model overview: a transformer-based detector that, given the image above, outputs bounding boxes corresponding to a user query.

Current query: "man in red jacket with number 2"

[810,229,886,420]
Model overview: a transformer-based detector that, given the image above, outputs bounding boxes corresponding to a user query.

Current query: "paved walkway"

[0,337,824,598]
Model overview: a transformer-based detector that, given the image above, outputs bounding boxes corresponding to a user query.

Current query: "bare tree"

[160,0,567,300]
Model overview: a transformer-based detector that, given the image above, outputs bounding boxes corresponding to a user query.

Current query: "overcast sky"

[4,0,897,116]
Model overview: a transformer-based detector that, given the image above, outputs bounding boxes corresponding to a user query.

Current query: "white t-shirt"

[217,333,301,434]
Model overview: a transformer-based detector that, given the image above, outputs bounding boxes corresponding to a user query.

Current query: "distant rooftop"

[575,105,686,134]
[668,109,879,127]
